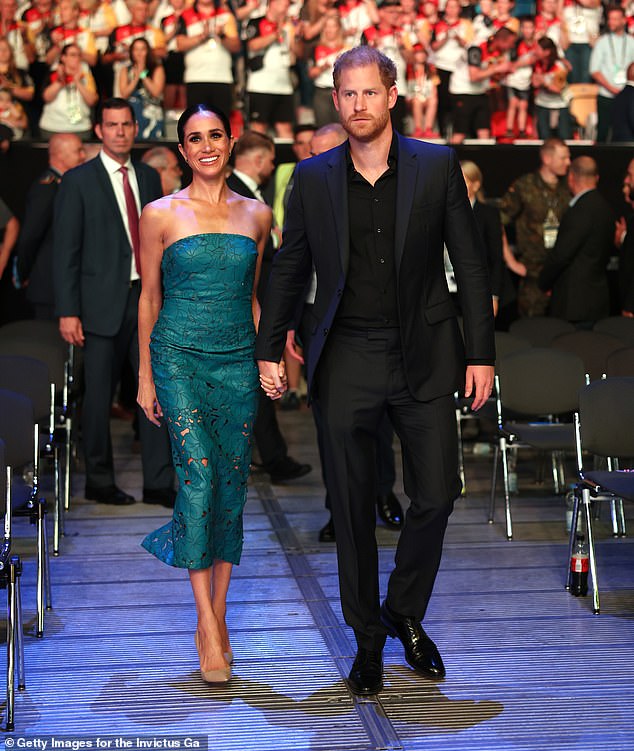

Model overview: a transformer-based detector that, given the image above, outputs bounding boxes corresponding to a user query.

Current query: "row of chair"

[0,320,75,730]
[0,439,26,733]
[471,319,634,615]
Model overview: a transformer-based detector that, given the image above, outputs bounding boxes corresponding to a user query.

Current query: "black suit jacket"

[16,168,60,307]
[538,189,614,322]
[226,171,275,303]
[53,156,161,336]
[255,134,495,401]
[612,86,634,142]
[473,199,504,300]
[620,210,634,313]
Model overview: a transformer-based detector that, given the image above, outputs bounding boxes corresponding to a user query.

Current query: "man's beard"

[340,109,391,142]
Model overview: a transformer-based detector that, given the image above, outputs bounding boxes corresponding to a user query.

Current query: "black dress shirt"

[336,134,399,328]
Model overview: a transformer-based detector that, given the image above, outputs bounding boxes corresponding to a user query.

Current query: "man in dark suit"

[256,46,495,695]
[54,98,174,507]
[538,156,614,324]
[615,157,634,316]
[226,130,312,485]
[16,133,86,320]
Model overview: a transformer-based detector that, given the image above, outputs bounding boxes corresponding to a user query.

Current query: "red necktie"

[119,165,141,277]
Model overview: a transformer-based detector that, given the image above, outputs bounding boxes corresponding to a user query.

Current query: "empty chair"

[0,355,65,554]
[551,330,625,381]
[0,389,52,637]
[0,438,26,731]
[0,320,74,517]
[593,316,634,348]
[455,331,531,491]
[494,330,532,360]
[606,346,634,377]
[568,377,634,613]
[492,348,586,540]
[509,316,575,347]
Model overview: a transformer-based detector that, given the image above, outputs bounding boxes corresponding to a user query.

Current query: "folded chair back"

[551,330,625,382]
[579,377,634,459]
[0,389,35,469]
[497,347,586,416]
[0,355,51,423]
[606,346,634,377]
[509,316,575,347]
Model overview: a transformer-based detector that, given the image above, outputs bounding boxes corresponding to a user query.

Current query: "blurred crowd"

[1,0,634,144]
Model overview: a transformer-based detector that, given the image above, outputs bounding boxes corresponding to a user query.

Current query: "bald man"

[538,156,615,325]
[16,133,86,319]
[141,146,182,196]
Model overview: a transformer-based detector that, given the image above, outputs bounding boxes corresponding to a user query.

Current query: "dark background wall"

[1,140,633,220]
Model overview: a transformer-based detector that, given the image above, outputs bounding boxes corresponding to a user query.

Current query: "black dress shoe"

[85,485,135,505]
[267,456,312,484]
[376,492,403,529]
[318,515,336,542]
[143,487,176,508]
[380,602,446,679]
[347,648,383,696]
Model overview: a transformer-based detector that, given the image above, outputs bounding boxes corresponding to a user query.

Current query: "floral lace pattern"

[141,233,259,569]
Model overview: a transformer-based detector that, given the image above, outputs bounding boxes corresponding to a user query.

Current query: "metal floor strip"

[254,479,403,751]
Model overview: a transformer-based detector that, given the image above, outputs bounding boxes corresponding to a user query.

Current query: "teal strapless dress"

[141,233,259,569]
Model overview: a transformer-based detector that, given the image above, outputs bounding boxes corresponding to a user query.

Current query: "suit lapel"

[394,134,417,275]
[92,157,129,239]
[134,162,147,205]
[325,144,350,275]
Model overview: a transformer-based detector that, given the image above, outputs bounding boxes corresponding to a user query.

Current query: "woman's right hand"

[137,377,163,427]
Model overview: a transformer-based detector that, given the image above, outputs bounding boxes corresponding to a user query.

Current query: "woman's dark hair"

[60,42,81,59]
[537,36,558,67]
[129,37,156,75]
[177,103,232,145]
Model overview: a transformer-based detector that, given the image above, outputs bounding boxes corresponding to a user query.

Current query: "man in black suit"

[226,130,312,485]
[16,134,86,320]
[615,157,634,316]
[256,46,495,695]
[538,156,614,325]
[54,98,174,507]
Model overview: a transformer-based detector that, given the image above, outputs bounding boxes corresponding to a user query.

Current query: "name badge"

[615,68,627,86]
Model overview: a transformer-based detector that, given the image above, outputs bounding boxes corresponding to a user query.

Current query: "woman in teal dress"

[137,104,272,683]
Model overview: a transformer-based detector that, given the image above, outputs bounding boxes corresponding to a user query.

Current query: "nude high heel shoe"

[194,632,231,683]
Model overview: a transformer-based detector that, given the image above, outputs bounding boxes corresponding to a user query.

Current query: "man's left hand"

[464,364,495,411]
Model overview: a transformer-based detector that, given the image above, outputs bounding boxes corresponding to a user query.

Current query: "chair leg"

[53,445,61,555]
[489,442,499,523]
[566,489,581,591]
[617,499,626,538]
[456,407,466,495]
[582,488,600,614]
[36,498,48,637]
[551,451,561,495]
[15,568,25,691]
[609,499,619,538]
[64,416,72,512]
[5,555,20,732]
[43,510,52,613]
[500,437,513,540]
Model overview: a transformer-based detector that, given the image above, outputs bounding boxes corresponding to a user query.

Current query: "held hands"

[464,364,494,412]
[137,377,163,427]
[258,360,287,400]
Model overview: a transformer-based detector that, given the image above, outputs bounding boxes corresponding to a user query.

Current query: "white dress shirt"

[99,149,141,280]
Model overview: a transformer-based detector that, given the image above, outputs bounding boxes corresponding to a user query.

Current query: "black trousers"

[82,283,173,491]
[299,304,395,506]
[314,326,460,651]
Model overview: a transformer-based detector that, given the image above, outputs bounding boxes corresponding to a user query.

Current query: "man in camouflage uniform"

[500,138,571,317]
